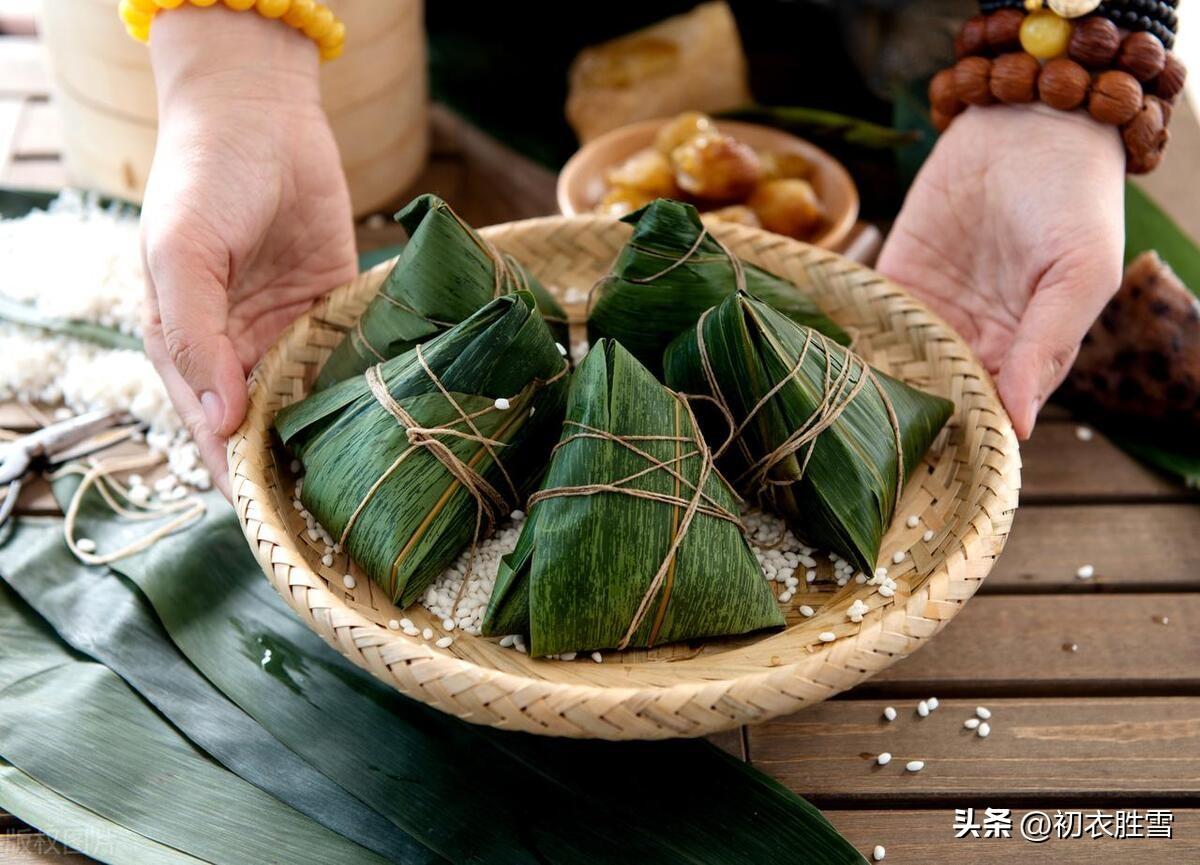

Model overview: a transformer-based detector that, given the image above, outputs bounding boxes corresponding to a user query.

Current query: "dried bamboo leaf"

[664,291,953,574]
[317,195,568,389]
[0,515,437,865]
[278,292,568,605]
[484,340,784,656]
[587,199,850,375]
[0,583,393,865]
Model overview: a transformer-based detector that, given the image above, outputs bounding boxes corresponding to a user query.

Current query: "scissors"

[0,408,140,527]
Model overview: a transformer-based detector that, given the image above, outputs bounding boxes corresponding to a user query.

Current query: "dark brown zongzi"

[663,291,953,575]
[587,199,849,375]
[277,292,568,606]
[483,339,785,657]
[315,194,568,390]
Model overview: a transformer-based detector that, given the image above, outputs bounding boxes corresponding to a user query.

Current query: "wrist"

[150,5,320,116]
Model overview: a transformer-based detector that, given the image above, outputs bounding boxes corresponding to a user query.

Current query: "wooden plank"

[827,808,1200,864]
[0,97,21,177]
[750,698,1200,802]
[985,504,1200,592]
[12,101,61,158]
[860,595,1200,697]
[0,157,67,191]
[0,38,47,98]
[1021,421,1192,503]
[0,1,38,37]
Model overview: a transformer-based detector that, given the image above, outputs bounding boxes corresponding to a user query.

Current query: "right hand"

[140,5,357,498]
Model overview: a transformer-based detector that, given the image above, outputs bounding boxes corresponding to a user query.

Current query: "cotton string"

[52,451,207,566]
[527,396,739,649]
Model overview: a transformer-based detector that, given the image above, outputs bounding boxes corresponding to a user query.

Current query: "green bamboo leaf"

[0,294,143,352]
[317,195,568,390]
[279,292,569,606]
[484,340,784,656]
[0,515,438,865]
[1125,181,1200,294]
[722,104,921,150]
[0,760,209,865]
[43,481,866,864]
[587,200,850,376]
[0,583,392,865]
[664,291,953,574]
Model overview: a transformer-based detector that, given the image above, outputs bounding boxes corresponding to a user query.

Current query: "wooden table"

[3,14,1200,865]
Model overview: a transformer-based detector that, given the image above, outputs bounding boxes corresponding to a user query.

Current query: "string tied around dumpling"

[691,305,905,523]
[339,344,568,605]
[527,394,741,650]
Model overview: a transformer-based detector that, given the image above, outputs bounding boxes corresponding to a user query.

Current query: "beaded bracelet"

[980,0,1177,47]
[118,0,346,61]
[936,5,1187,173]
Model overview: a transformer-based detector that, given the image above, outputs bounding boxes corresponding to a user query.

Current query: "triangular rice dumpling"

[587,199,849,375]
[315,194,568,390]
[277,292,569,606]
[663,291,953,575]
[483,339,785,657]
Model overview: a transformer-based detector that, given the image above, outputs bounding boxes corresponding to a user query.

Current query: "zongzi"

[315,194,568,390]
[663,291,953,575]
[277,292,569,606]
[483,339,785,657]
[587,199,849,375]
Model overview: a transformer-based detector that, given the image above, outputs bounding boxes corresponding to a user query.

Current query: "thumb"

[145,240,248,439]
[995,258,1120,439]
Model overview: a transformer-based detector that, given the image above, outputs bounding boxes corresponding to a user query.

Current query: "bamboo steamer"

[37,0,426,216]
[230,216,1022,741]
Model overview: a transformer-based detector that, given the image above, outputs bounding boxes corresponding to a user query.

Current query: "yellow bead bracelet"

[119,0,345,61]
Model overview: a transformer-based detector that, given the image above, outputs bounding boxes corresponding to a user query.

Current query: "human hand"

[877,104,1125,438]
[140,6,357,497]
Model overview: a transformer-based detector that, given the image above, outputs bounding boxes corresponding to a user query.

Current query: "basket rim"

[229,212,1021,740]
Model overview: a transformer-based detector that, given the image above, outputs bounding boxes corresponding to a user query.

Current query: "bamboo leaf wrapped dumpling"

[587,199,849,375]
[663,292,953,575]
[277,292,569,606]
[315,194,568,390]
[483,339,785,657]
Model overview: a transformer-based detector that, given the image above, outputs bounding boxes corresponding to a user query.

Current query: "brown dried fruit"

[985,9,1025,52]
[1117,31,1167,82]
[1088,70,1143,125]
[595,186,656,218]
[654,111,714,156]
[990,52,1041,104]
[1123,96,1169,175]
[701,205,761,229]
[1038,58,1091,110]
[670,132,762,201]
[954,56,994,107]
[748,179,824,240]
[1151,53,1187,102]
[928,68,964,116]
[605,149,678,198]
[1068,16,1121,68]
[956,16,988,59]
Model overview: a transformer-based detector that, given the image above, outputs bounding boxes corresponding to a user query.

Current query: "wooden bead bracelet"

[934,6,1187,173]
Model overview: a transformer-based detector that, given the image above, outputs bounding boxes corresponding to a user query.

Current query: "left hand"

[877,103,1126,438]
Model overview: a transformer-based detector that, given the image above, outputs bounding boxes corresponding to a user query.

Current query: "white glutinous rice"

[847,599,869,623]
[591,651,603,663]
[873,844,886,861]
[905,760,925,773]
[976,706,992,719]
[891,551,906,564]
[342,574,356,589]
[964,717,980,730]
[435,636,454,649]
[927,696,939,711]
[76,538,97,554]
[1076,564,1095,580]
[818,631,837,643]
[917,700,930,717]
[1075,425,1094,441]
[798,605,815,618]
[977,722,991,738]
[883,706,897,722]
[923,529,935,542]
[493,397,511,411]
[421,628,434,641]
[876,752,892,766]
[387,619,400,631]
[905,515,920,529]
[556,342,568,356]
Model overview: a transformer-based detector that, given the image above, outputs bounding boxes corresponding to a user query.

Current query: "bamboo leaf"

[0,294,143,352]
[484,340,784,656]
[1125,181,1200,294]
[664,291,953,574]
[0,515,438,865]
[587,200,850,376]
[41,479,866,864]
[279,292,569,606]
[0,759,210,865]
[0,583,394,865]
[317,195,568,390]
[721,104,921,150]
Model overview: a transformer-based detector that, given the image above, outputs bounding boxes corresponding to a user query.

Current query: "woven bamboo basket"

[229,215,1021,740]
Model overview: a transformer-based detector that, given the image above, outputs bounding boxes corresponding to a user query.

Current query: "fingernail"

[200,391,225,434]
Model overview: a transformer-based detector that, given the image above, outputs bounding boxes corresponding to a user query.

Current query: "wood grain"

[861,595,1200,696]
[750,698,1200,802]
[0,834,94,863]
[1020,422,1192,503]
[986,504,1200,592]
[827,808,1200,864]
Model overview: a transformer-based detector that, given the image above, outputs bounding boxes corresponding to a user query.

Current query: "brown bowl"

[557,118,860,250]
